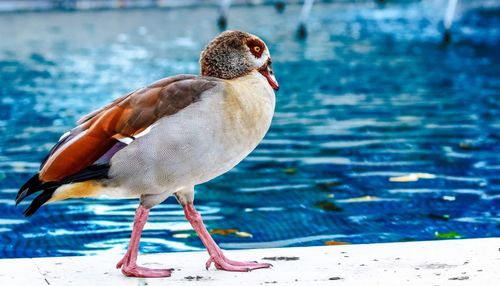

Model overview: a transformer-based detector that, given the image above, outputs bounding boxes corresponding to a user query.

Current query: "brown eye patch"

[247,38,265,58]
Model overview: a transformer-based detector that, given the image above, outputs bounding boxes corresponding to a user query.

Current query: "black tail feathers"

[22,186,59,217]
[16,164,110,217]
[16,174,54,205]
[16,173,59,217]
[16,173,40,204]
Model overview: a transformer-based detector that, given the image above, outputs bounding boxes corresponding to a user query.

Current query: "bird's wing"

[39,74,219,182]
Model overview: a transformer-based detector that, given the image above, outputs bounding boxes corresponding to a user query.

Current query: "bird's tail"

[16,173,60,217]
[16,164,110,217]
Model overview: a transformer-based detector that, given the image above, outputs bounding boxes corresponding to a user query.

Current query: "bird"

[16,30,279,278]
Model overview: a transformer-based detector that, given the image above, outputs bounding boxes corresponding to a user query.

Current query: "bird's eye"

[253,46,261,53]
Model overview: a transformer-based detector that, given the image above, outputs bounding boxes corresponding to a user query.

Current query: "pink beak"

[259,61,279,91]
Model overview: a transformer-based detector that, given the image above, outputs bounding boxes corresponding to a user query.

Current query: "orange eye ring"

[253,46,261,53]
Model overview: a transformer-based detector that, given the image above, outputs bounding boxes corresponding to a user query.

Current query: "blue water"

[0,1,499,258]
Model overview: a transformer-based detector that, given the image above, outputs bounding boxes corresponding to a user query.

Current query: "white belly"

[109,71,275,196]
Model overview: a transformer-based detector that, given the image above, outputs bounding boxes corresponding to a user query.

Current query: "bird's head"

[200,30,279,91]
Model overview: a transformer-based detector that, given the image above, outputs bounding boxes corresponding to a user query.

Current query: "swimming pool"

[0,1,499,258]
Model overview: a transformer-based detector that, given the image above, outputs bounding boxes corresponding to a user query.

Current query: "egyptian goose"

[16,30,278,278]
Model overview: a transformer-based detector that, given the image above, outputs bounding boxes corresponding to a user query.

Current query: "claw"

[116,257,125,269]
[205,257,214,270]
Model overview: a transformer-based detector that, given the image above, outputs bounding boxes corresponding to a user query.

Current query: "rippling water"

[0,1,499,258]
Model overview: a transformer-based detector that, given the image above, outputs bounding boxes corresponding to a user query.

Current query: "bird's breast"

[221,71,276,152]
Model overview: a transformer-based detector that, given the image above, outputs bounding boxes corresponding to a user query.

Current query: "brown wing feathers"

[39,74,209,182]
[16,75,218,215]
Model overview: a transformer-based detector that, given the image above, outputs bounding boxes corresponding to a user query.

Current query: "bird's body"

[17,30,278,277]
[84,70,275,206]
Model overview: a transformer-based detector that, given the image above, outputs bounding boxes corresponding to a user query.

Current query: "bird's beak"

[259,61,279,91]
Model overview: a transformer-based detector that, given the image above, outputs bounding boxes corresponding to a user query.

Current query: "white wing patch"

[117,124,154,145]
[59,131,71,141]
[117,137,134,144]
[134,125,153,139]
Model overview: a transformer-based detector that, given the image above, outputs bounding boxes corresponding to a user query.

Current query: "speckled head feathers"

[200,30,271,80]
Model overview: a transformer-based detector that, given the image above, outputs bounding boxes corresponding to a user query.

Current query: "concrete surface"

[0,238,499,285]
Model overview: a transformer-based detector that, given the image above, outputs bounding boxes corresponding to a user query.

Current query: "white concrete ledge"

[0,238,499,285]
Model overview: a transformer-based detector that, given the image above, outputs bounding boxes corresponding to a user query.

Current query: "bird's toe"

[121,265,173,278]
[206,256,272,272]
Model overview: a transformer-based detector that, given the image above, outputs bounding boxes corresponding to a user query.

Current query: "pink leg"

[183,203,272,272]
[116,205,173,278]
